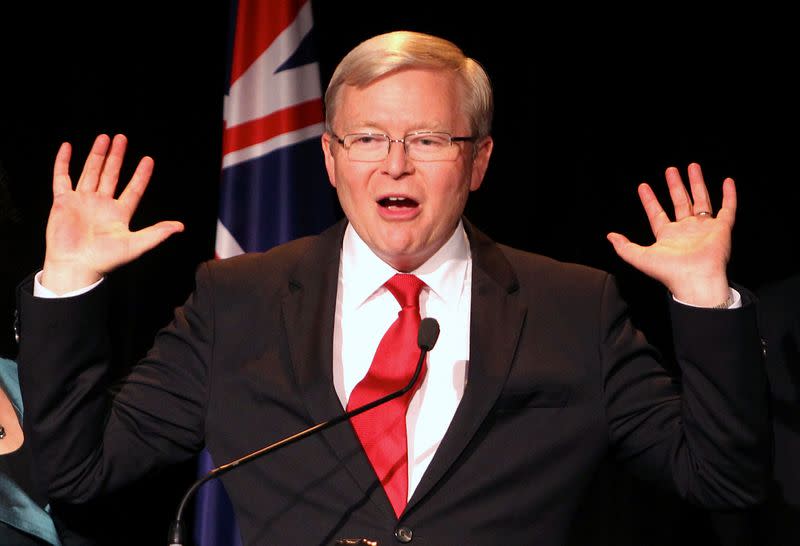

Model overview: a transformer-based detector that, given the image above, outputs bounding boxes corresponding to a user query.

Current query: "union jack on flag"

[215,0,336,259]
[196,1,337,544]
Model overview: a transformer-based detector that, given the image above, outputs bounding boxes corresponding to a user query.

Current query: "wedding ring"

[695,211,712,217]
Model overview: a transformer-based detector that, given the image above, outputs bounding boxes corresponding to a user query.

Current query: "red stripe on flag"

[231,0,307,85]
[222,98,324,155]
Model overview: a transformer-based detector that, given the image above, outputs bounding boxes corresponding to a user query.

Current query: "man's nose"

[383,139,413,177]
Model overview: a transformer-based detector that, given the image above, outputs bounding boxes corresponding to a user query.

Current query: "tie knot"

[385,274,425,309]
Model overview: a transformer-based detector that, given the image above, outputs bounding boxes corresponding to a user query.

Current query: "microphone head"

[417,317,440,351]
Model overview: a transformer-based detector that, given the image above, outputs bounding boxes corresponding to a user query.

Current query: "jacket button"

[394,526,413,543]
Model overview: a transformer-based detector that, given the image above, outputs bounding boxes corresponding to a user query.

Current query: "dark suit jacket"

[759,275,800,523]
[16,219,770,546]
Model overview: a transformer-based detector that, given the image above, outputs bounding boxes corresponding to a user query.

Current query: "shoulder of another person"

[755,274,800,329]
[758,274,800,304]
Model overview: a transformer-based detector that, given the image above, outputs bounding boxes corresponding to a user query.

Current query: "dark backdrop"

[1,3,796,545]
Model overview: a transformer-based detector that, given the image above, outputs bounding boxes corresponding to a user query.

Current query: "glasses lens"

[406,133,456,161]
[345,134,388,161]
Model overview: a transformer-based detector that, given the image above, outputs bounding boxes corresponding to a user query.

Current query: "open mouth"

[378,196,419,208]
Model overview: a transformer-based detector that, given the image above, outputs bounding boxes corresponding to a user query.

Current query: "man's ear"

[469,136,494,191]
[321,132,337,188]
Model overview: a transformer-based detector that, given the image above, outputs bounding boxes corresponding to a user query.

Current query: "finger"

[664,166,693,220]
[118,156,155,215]
[128,221,185,259]
[76,134,111,193]
[97,134,129,198]
[637,183,671,236]
[53,142,73,196]
[687,162,712,215]
[717,177,737,226]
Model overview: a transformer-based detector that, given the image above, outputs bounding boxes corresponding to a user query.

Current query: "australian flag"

[195,1,338,544]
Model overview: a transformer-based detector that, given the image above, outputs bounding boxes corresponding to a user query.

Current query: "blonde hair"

[324,31,493,139]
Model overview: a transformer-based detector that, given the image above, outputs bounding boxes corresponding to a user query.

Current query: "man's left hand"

[607,162,734,307]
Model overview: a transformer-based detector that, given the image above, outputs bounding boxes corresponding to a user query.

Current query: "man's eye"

[415,136,447,147]
[352,135,382,145]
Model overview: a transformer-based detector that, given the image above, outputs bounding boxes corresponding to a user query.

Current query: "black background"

[1,3,797,544]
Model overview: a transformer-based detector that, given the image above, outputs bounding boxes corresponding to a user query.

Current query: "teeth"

[379,196,416,208]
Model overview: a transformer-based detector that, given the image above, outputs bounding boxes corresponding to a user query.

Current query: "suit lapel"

[281,220,396,517]
[407,220,527,512]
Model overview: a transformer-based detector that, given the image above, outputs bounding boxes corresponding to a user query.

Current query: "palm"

[42,134,184,293]
[629,211,731,281]
[47,191,136,270]
[608,163,736,306]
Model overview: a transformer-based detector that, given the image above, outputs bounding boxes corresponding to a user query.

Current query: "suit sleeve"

[600,274,771,508]
[16,263,216,502]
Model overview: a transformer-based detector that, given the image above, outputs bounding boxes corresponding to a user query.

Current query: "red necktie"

[347,273,427,518]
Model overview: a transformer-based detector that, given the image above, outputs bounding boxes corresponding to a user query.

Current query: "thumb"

[606,232,645,269]
[128,221,185,259]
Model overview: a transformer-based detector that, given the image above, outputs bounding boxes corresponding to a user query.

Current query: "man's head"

[322,31,494,272]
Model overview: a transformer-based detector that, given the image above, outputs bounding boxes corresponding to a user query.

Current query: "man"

[711,273,800,546]
[753,274,800,543]
[17,31,769,545]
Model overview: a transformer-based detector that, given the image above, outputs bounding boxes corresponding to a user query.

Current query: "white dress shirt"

[333,222,472,499]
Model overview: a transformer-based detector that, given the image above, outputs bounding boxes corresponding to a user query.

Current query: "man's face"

[322,68,493,272]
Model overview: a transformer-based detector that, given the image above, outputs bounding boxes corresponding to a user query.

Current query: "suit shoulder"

[487,243,622,339]
[199,234,323,286]
[497,243,610,288]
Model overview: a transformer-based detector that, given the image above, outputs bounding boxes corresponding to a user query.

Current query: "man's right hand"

[41,133,184,295]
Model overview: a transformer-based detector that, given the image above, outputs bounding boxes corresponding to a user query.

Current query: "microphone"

[168,317,440,545]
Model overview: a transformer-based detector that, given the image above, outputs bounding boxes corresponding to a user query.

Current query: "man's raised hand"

[607,163,735,307]
[41,134,184,294]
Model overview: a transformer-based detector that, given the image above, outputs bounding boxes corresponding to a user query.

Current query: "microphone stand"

[168,318,439,546]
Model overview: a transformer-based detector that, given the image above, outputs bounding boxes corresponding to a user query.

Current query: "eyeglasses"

[331,131,477,162]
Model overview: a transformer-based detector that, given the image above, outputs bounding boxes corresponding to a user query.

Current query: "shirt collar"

[341,220,471,309]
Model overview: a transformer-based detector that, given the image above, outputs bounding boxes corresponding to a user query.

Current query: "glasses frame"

[331,130,477,162]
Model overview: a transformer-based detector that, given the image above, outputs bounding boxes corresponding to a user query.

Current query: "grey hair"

[324,31,493,139]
